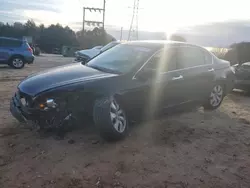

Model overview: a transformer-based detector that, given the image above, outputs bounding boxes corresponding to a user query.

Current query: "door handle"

[172,75,183,80]
[208,68,214,72]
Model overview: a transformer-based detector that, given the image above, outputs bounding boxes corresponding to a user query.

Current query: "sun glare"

[12,0,250,34]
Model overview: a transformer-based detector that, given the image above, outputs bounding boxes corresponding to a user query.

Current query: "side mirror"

[81,59,89,65]
[136,68,156,80]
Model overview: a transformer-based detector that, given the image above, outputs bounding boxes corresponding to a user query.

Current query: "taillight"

[27,47,33,53]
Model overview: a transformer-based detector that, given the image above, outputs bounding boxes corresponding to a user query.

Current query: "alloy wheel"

[12,58,24,68]
[110,99,126,133]
[210,85,223,107]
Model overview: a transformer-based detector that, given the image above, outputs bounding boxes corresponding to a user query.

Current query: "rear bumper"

[24,55,35,64]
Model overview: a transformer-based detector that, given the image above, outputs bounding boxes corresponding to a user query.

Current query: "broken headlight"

[39,98,57,110]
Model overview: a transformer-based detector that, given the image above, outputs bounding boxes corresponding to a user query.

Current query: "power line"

[135,0,139,40]
[128,0,139,41]
[82,0,106,34]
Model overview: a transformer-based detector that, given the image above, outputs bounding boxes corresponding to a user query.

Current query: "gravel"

[1,54,250,187]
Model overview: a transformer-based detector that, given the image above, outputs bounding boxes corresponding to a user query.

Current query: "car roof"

[0,36,23,41]
[125,40,202,49]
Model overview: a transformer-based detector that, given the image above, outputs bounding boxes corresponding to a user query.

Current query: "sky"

[1,0,250,31]
[1,0,250,46]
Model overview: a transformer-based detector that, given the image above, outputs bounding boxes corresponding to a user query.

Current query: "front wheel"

[93,97,128,141]
[204,84,224,110]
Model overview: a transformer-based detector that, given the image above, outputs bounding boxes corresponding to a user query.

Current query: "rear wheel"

[9,56,25,69]
[204,84,224,110]
[93,97,128,141]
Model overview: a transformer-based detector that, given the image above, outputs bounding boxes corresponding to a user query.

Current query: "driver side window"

[144,48,177,72]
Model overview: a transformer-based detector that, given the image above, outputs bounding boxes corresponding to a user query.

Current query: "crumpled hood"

[18,63,115,96]
[78,49,101,58]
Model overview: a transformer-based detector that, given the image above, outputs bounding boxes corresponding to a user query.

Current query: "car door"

[134,47,188,109]
[176,46,215,102]
[0,38,7,62]
[0,38,12,63]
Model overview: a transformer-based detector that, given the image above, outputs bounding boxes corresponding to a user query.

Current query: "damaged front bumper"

[10,91,73,129]
[10,91,52,125]
[10,97,27,123]
[10,92,35,123]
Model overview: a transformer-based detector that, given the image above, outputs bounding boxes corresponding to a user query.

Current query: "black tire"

[93,96,128,141]
[9,56,25,69]
[203,84,224,110]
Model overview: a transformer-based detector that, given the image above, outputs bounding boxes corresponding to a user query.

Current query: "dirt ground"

[1,54,250,188]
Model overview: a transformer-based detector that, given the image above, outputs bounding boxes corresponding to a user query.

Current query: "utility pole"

[128,0,139,41]
[82,7,85,34]
[136,0,139,40]
[102,0,106,30]
[82,0,106,35]
[128,0,136,41]
[120,27,123,40]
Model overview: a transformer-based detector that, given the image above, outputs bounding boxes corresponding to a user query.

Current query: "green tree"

[77,27,115,49]
[0,20,115,53]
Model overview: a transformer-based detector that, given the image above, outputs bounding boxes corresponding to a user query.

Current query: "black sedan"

[10,41,235,141]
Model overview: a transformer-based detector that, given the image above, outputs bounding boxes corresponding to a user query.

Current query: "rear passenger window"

[177,47,205,69]
[204,50,213,64]
[145,48,177,72]
[2,39,22,48]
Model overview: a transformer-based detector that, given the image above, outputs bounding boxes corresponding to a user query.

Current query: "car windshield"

[86,44,153,74]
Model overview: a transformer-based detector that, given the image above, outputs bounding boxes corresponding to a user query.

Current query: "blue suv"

[0,37,34,69]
